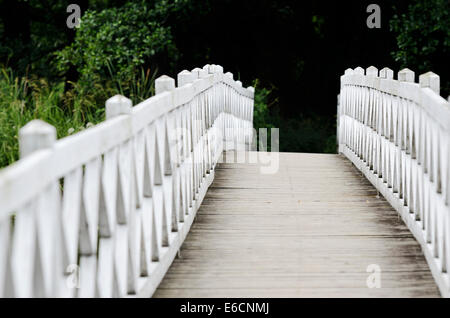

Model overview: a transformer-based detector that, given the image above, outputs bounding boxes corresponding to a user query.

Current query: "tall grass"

[0,65,156,168]
[105,59,157,104]
[0,68,91,167]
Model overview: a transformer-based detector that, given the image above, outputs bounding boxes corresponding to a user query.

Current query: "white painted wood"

[0,63,254,298]
[339,66,450,297]
[354,67,364,75]
[19,120,56,158]
[366,66,378,77]
[398,68,415,82]
[155,75,176,94]
[380,67,393,79]
[106,95,132,119]
[198,69,208,79]
[177,70,194,87]
[419,72,440,96]
[0,217,11,297]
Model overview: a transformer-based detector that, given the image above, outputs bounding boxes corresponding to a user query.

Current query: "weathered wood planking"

[154,152,440,298]
[339,67,450,297]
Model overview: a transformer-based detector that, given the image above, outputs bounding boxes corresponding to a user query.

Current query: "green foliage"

[0,67,98,167]
[56,0,187,86]
[0,64,158,168]
[312,15,325,38]
[0,0,74,78]
[105,61,157,105]
[252,79,276,132]
[390,0,450,95]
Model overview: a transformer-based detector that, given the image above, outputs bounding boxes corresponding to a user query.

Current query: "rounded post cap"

[398,68,415,82]
[354,67,364,75]
[225,72,233,80]
[106,94,132,119]
[155,75,175,94]
[206,64,217,74]
[380,67,394,79]
[215,65,224,73]
[198,69,208,78]
[191,68,201,79]
[419,71,440,95]
[247,86,255,93]
[19,119,56,157]
[366,66,378,77]
[344,68,353,75]
[177,70,194,87]
[236,80,242,87]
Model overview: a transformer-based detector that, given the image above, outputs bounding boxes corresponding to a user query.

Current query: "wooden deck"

[154,152,440,298]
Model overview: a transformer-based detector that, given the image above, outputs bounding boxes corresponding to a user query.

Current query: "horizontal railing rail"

[0,64,254,297]
[338,66,450,297]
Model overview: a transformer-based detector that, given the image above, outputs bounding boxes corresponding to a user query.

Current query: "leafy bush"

[105,61,157,105]
[56,0,188,87]
[390,0,450,95]
[252,79,276,132]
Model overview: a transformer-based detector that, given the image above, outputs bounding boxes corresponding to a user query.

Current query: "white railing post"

[105,95,132,120]
[354,67,364,75]
[247,86,255,151]
[336,94,340,146]
[177,70,194,218]
[16,119,60,298]
[379,67,393,79]
[102,94,134,297]
[339,64,450,297]
[177,70,195,209]
[19,120,56,158]
[398,68,415,82]
[155,74,176,176]
[177,70,194,87]
[366,66,378,77]
[155,75,181,232]
[419,71,440,95]
[155,75,176,95]
[0,62,255,299]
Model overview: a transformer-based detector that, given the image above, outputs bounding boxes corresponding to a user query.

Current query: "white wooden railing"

[338,66,450,297]
[0,64,254,297]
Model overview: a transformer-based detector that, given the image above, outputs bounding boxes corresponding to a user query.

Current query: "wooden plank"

[154,152,440,298]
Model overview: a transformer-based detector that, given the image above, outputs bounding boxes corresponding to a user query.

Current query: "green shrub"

[390,0,450,95]
[56,0,188,88]
[0,62,159,168]
[252,79,276,132]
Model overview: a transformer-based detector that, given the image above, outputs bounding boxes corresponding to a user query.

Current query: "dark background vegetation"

[0,0,448,166]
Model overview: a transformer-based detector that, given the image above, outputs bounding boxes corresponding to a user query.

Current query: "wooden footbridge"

[0,65,449,298]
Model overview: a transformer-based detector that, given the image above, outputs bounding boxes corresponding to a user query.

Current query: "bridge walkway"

[154,152,440,297]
